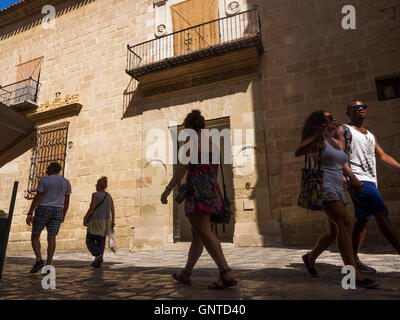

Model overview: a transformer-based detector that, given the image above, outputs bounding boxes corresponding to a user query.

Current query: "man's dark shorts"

[32,206,64,236]
[348,181,388,222]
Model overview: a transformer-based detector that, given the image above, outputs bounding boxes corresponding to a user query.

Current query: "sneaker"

[356,278,379,289]
[355,256,376,274]
[30,259,45,273]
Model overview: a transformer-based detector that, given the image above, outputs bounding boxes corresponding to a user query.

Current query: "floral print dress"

[184,152,224,216]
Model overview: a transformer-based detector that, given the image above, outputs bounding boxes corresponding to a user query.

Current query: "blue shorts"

[348,181,388,222]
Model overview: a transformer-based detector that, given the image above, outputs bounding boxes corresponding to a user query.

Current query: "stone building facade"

[0,0,399,253]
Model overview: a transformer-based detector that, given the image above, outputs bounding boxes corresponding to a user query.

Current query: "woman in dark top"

[161,110,237,289]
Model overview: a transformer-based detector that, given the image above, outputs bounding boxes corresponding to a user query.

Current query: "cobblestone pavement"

[1,244,399,300]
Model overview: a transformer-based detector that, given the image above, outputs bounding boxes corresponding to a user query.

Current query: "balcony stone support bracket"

[154,0,168,38]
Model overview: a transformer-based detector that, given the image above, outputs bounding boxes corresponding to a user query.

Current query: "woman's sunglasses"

[352,104,367,110]
[326,114,335,121]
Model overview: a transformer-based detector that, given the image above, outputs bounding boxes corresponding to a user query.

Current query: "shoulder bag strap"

[94,192,108,211]
[219,153,228,201]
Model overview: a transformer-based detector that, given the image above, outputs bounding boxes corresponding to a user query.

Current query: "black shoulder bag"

[210,156,232,224]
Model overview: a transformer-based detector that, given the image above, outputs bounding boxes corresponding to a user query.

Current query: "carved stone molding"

[25,91,82,124]
[225,0,241,16]
[153,0,167,8]
[155,23,167,37]
[38,92,79,113]
[154,0,168,38]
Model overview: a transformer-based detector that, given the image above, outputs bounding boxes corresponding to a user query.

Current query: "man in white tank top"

[336,100,400,273]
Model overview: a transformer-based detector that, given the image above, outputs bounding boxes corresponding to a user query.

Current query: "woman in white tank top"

[295,110,378,288]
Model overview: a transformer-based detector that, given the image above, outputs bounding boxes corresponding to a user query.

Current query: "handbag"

[210,155,232,224]
[297,147,326,211]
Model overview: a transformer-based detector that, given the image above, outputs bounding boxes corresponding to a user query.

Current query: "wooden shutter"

[16,57,44,81]
[171,0,219,55]
[15,57,43,104]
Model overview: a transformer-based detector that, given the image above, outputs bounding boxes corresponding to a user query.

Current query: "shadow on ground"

[1,256,399,300]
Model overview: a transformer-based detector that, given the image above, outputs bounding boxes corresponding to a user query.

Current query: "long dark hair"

[301,110,326,142]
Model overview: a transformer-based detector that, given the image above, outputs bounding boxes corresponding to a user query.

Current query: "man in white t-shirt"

[336,100,400,273]
[26,162,71,273]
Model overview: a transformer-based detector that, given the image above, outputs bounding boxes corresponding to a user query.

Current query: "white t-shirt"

[347,126,377,185]
[37,174,72,208]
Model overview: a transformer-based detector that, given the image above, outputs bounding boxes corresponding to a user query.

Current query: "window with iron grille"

[25,122,70,199]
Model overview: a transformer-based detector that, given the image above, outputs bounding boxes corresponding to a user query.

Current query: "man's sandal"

[172,269,192,285]
[208,268,238,290]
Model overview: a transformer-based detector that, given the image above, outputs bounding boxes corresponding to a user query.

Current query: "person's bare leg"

[31,234,42,262]
[352,218,368,258]
[177,228,204,282]
[375,211,400,255]
[308,220,337,267]
[323,201,366,281]
[46,235,56,265]
[188,214,235,283]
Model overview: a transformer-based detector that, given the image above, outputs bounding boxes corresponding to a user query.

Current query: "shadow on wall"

[0,0,97,40]
[122,68,259,119]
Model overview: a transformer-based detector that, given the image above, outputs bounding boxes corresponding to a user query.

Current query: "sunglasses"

[352,104,367,110]
[325,114,335,121]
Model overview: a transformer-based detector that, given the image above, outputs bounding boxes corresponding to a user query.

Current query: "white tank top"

[347,126,377,185]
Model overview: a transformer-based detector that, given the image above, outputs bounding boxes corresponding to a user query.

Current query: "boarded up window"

[25,122,69,199]
[171,0,219,55]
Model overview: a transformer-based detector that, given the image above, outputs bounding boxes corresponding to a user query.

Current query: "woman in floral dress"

[161,109,237,289]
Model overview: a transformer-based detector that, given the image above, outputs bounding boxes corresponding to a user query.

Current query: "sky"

[0,0,22,10]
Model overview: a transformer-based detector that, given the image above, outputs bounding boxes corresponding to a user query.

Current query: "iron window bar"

[25,122,70,200]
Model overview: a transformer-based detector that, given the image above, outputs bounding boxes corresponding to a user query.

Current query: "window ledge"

[26,103,82,124]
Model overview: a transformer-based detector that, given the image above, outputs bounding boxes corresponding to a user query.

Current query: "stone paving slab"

[1,245,399,300]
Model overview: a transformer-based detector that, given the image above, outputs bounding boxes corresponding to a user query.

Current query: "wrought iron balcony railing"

[0,77,41,108]
[126,8,263,80]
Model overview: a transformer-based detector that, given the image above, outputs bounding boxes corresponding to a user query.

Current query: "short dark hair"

[47,162,61,173]
[183,109,205,131]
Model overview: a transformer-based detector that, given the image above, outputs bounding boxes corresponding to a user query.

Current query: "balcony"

[126,8,263,91]
[0,77,41,111]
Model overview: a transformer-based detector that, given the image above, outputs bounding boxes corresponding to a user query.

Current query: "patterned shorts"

[32,206,64,236]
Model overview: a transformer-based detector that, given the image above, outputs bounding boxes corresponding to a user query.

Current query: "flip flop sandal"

[172,270,192,285]
[302,253,318,277]
[208,268,238,290]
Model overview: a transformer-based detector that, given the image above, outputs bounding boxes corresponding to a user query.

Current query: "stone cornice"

[22,91,82,124]
[27,102,82,124]
[0,0,69,28]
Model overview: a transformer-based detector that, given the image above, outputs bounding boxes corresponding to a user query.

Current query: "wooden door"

[171,0,219,56]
